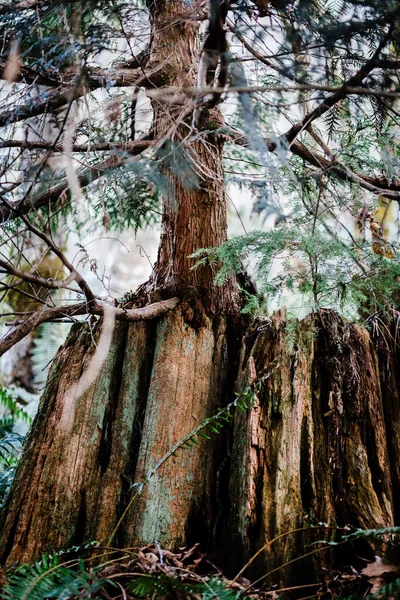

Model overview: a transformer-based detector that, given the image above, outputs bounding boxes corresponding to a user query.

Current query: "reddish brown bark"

[0,0,239,565]
[1,2,400,587]
[141,1,237,313]
[228,310,398,584]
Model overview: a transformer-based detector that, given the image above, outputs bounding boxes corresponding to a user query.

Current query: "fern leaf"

[201,578,241,600]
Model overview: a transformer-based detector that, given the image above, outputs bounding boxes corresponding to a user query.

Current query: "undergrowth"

[1,526,400,600]
[0,387,31,506]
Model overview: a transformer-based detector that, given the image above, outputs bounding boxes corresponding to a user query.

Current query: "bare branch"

[0,85,82,128]
[3,80,397,134]
[0,58,169,127]
[0,0,46,15]
[0,257,76,289]
[0,297,180,357]
[1,198,96,304]
[0,139,153,153]
[226,19,299,83]
[0,42,151,87]
[0,60,63,86]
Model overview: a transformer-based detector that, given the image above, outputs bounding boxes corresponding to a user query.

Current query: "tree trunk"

[1,1,400,588]
[2,304,399,581]
[228,310,397,583]
[0,0,239,566]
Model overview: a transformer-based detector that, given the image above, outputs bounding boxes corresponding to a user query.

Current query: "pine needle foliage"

[192,221,400,318]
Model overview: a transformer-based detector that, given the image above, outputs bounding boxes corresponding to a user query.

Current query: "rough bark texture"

[1,0,400,587]
[0,304,234,565]
[2,306,400,579]
[143,1,237,313]
[228,310,397,583]
[0,0,241,566]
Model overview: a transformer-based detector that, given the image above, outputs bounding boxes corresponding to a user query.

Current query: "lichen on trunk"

[228,310,396,583]
[0,0,240,563]
[1,2,400,588]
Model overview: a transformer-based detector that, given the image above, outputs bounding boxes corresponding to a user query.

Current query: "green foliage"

[0,463,16,506]
[0,387,32,427]
[0,432,23,461]
[1,554,114,600]
[0,386,31,506]
[128,575,241,600]
[201,578,241,600]
[3,526,400,600]
[240,289,260,317]
[92,167,162,233]
[1,0,400,322]
[1,553,243,600]
[367,577,400,599]
[192,216,400,320]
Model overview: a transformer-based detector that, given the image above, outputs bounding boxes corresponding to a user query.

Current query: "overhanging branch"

[0,139,153,153]
[283,30,393,144]
[0,59,167,128]
[227,127,400,199]
[0,258,77,289]
[0,297,180,357]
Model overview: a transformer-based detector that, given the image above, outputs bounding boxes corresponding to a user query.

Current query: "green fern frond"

[369,576,400,598]
[127,573,188,598]
[0,432,23,459]
[2,556,114,600]
[202,577,241,600]
[127,574,242,600]
[0,387,31,425]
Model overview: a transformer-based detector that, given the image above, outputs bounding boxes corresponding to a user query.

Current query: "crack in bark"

[97,324,129,476]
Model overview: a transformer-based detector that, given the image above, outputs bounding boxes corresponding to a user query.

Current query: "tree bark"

[1,1,400,588]
[2,305,399,582]
[0,0,239,565]
[0,308,232,564]
[143,0,238,313]
[228,310,397,584]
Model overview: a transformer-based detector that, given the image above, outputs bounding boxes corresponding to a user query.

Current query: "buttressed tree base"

[1,0,400,589]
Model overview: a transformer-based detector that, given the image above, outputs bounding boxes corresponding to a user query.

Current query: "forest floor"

[1,541,399,599]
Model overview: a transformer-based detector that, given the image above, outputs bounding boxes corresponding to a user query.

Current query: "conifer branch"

[227,127,400,199]
[0,139,153,222]
[284,29,393,144]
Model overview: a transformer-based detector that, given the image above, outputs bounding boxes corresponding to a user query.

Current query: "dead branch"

[1,196,96,303]
[0,297,180,357]
[0,258,77,289]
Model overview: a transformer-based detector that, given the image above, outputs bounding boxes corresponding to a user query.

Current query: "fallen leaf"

[362,557,400,578]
